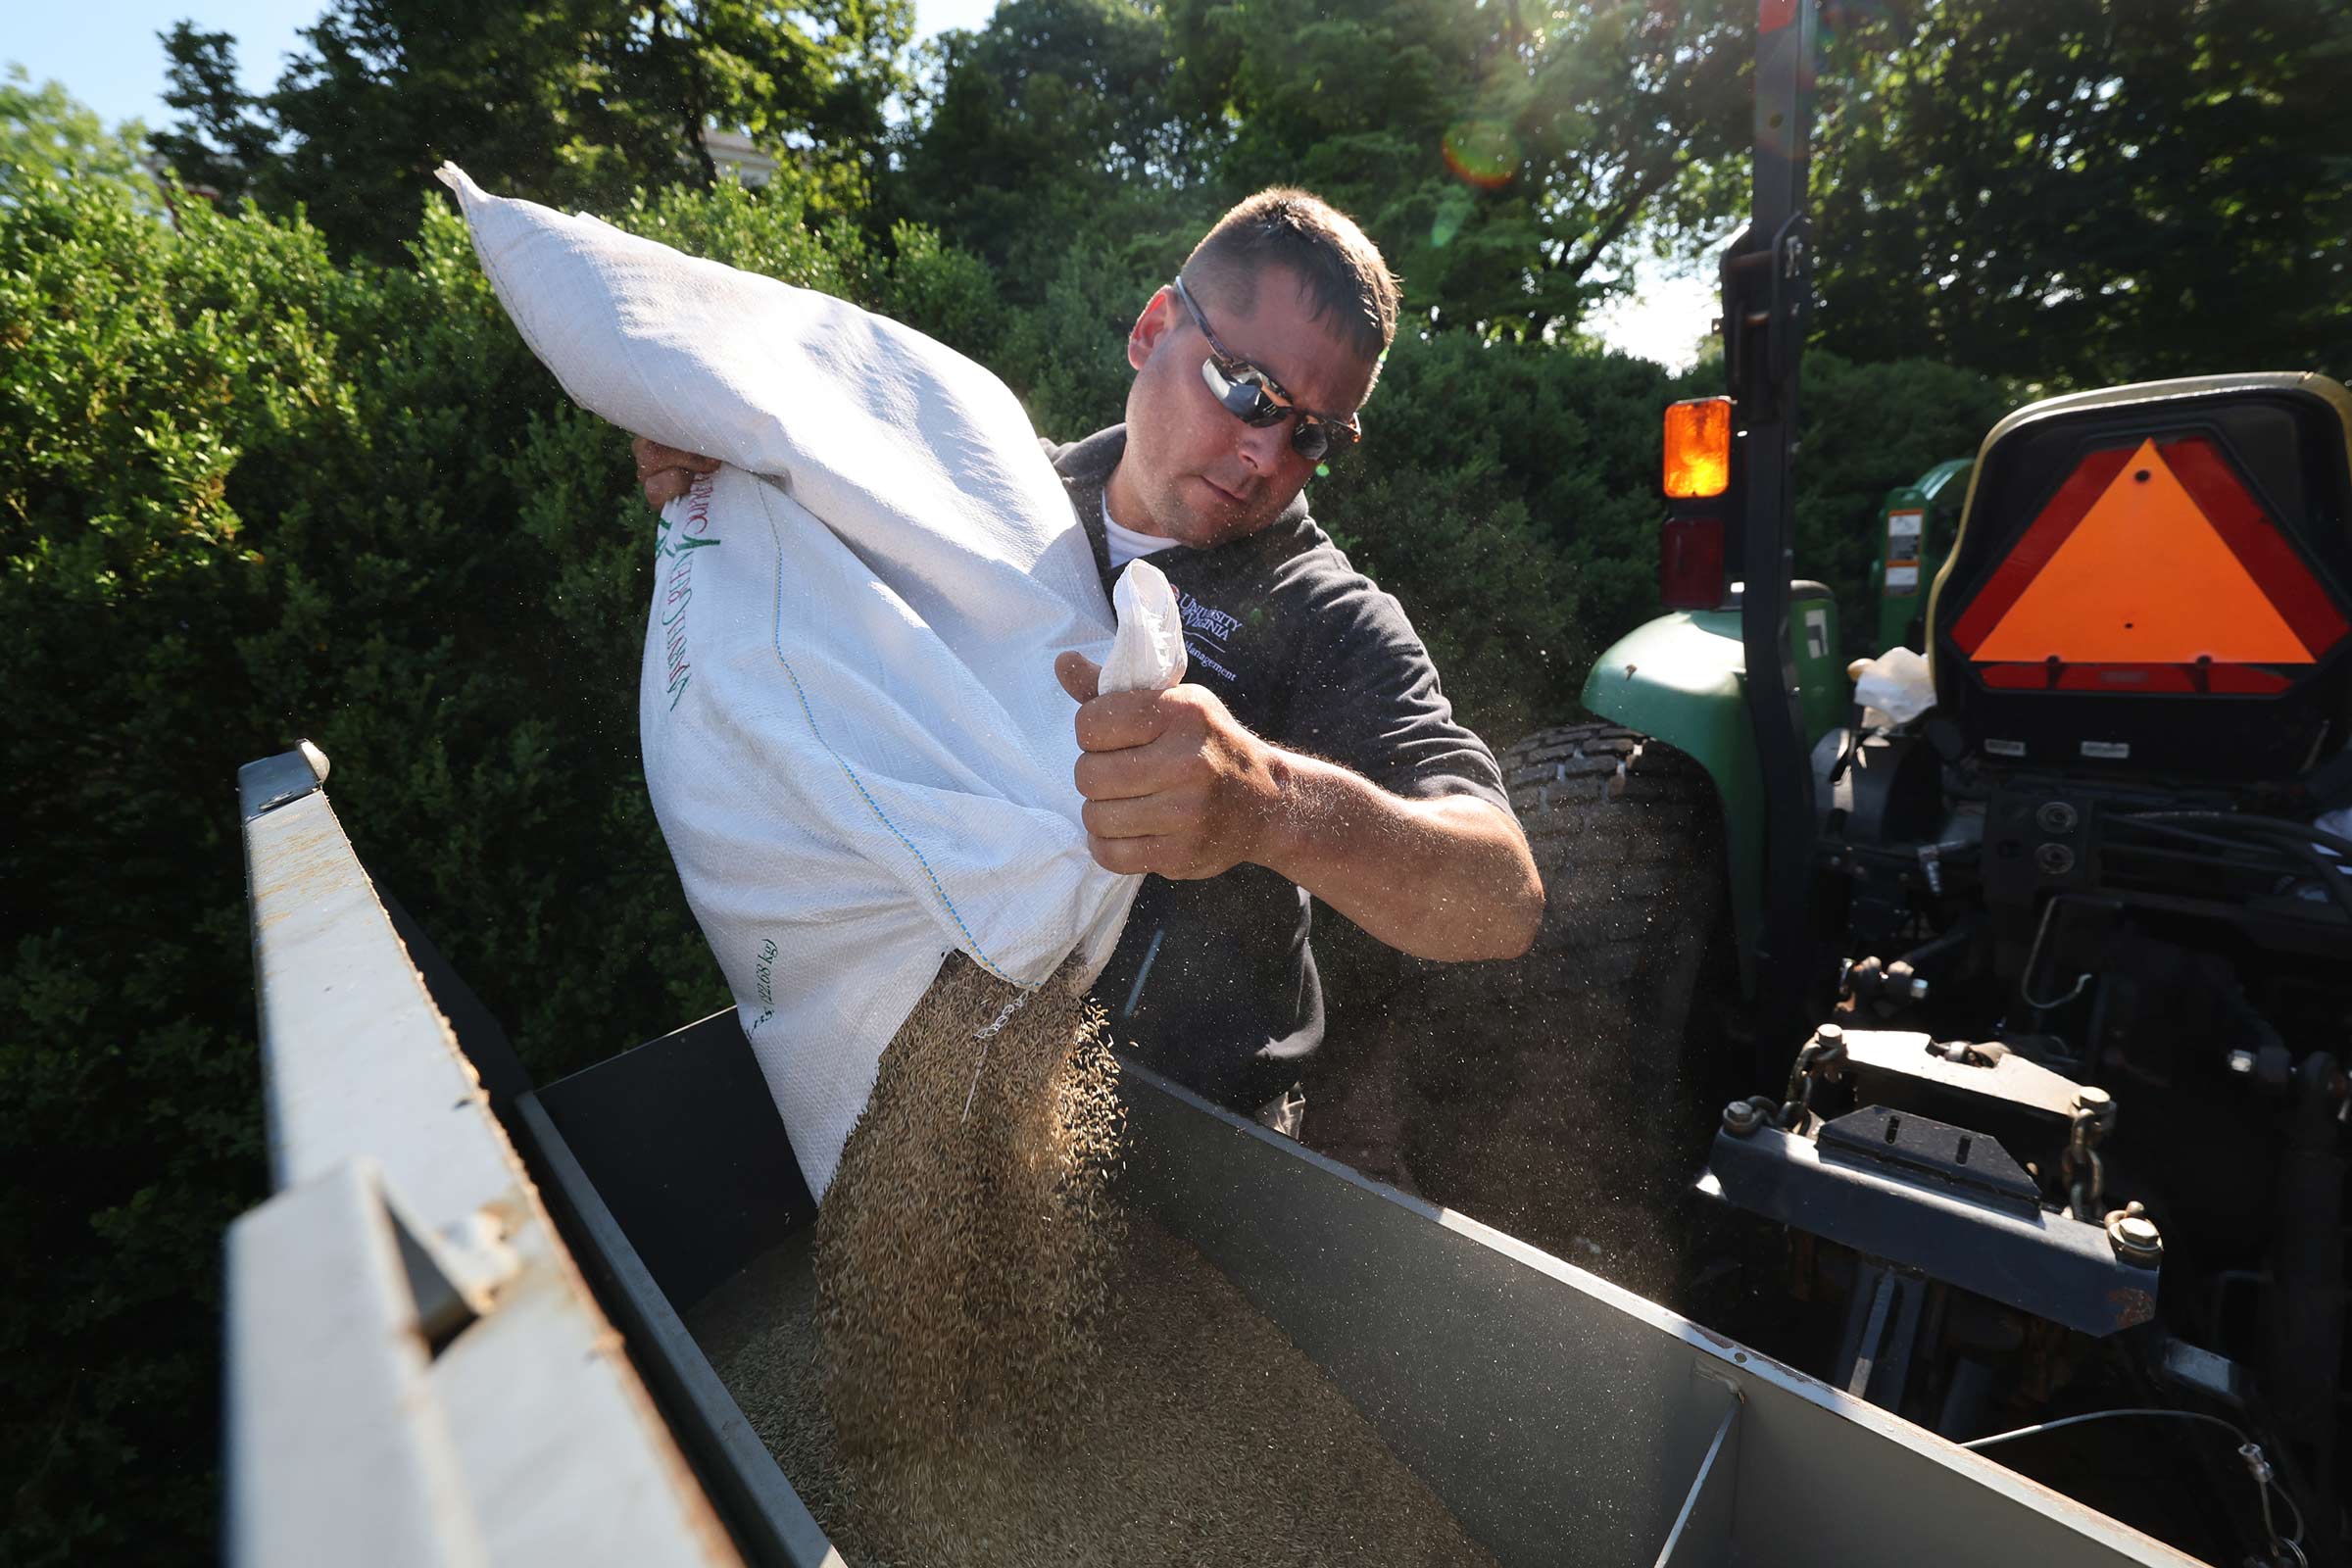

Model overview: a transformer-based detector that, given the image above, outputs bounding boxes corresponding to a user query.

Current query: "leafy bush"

[1305,332,1672,744]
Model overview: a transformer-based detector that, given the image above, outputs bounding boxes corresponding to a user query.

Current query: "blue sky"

[7,0,1708,366]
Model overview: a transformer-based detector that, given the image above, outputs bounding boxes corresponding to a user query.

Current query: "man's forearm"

[1258,750,1544,962]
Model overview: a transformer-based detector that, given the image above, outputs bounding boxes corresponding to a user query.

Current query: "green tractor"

[1868,459,1974,654]
[1490,2,2350,1562]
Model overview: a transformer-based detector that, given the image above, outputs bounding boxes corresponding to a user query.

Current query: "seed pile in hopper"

[696,952,1500,1564]
[695,1215,1502,1567]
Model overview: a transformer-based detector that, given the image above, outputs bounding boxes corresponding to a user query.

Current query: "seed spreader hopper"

[223,745,2195,1566]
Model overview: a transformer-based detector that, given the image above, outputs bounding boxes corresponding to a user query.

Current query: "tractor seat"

[1925,372,2352,780]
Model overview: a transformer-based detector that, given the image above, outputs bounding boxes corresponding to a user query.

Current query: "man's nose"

[1234,416,1291,474]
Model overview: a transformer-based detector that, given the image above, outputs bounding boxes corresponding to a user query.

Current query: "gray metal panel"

[233,765,740,1568]
[224,1159,487,1568]
[528,1012,815,1312]
[1122,1068,1738,1564]
[1718,1362,2197,1568]
[1119,1066,2195,1568]
[516,1092,844,1568]
[244,787,514,1212]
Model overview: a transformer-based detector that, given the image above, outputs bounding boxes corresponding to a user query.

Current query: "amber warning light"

[1659,397,1733,611]
[1663,397,1732,500]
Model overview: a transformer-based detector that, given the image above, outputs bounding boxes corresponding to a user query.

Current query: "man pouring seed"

[637,189,1544,1118]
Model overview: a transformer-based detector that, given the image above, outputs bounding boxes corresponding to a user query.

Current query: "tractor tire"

[1495,721,1732,1029]
[1397,721,1740,1302]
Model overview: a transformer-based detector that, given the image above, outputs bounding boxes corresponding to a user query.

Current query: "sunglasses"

[1170,276,1362,465]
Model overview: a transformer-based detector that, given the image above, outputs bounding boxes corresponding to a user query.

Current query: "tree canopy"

[893,0,1757,339]
[891,0,1210,276]
[137,0,2352,378]
[153,0,914,259]
[1,66,156,204]
[1809,0,2352,387]
[1162,0,1752,338]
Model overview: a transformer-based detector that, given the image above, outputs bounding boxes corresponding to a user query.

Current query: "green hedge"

[0,165,2003,1558]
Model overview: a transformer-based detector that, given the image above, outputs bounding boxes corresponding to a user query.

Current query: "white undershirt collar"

[1102,494,1178,569]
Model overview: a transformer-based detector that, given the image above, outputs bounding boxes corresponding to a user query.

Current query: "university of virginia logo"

[656,473,721,710]
[1177,590,1243,683]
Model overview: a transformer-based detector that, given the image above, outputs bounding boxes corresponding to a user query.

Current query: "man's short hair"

[1180,189,1399,373]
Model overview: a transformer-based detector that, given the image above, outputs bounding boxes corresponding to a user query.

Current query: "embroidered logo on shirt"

[1177,590,1244,683]
[1179,593,1242,643]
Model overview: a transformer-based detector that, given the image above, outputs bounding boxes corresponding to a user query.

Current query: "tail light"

[1661,397,1733,609]
[1664,397,1732,499]
[1661,514,1727,611]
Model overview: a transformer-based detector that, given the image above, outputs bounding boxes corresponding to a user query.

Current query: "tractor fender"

[1580,590,1843,990]
[1579,610,1765,992]
[1580,594,1835,987]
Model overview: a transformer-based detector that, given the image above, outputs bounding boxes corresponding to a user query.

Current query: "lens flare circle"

[1442,119,1520,190]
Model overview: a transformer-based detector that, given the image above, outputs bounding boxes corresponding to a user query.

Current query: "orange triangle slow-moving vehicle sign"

[1976,440,2308,662]
[1951,437,2348,695]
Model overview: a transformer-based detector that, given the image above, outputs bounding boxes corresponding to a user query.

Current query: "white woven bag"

[438,166,1184,1197]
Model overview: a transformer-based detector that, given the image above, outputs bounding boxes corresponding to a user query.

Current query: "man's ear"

[1126,285,1179,372]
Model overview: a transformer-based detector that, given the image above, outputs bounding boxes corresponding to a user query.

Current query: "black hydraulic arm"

[1721,0,1821,1054]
